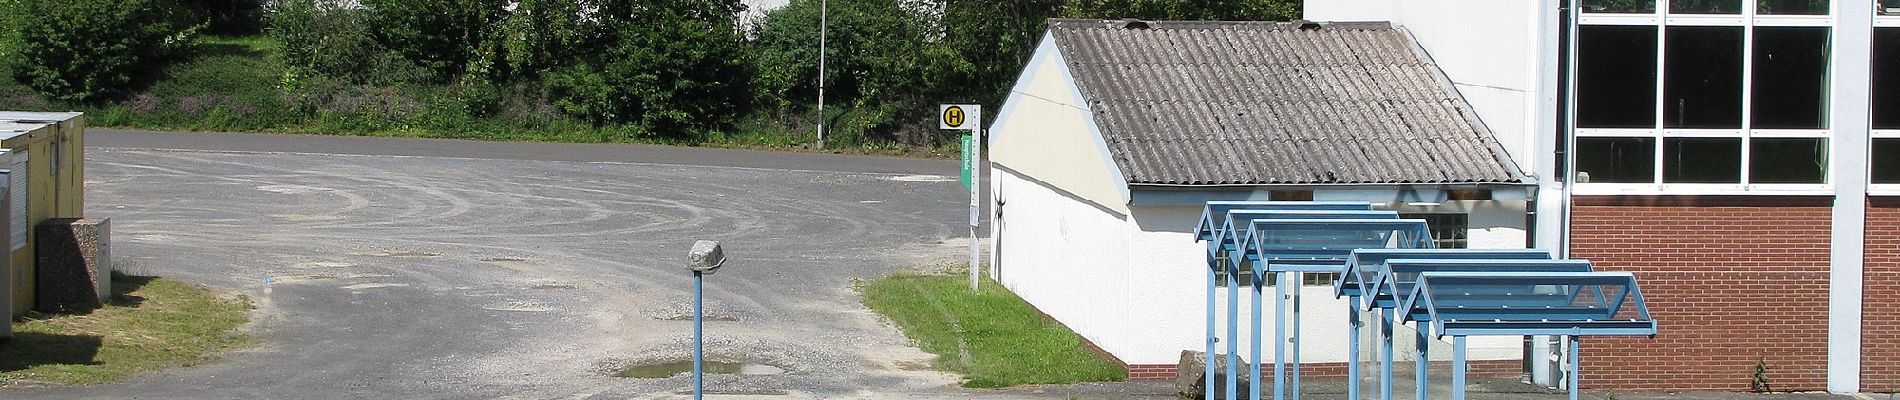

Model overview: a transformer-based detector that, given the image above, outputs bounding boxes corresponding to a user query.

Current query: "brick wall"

[1570,197,1832,391]
[1866,198,1900,393]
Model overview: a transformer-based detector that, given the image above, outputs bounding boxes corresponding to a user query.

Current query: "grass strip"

[860,271,1126,388]
[0,274,253,386]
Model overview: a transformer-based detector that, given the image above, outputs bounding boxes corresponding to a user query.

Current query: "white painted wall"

[993,168,1133,360]
[988,35,1130,215]
[1305,0,1549,178]
[997,171,1527,366]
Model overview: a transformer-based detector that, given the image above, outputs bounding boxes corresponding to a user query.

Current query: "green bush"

[544,0,754,136]
[10,0,200,103]
[270,0,430,86]
[501,0,589,81]
[361,0,509,83]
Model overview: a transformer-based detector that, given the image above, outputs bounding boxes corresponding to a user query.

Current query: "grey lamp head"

[687,240,726,274]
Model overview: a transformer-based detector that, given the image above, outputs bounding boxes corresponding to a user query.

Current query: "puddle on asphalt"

[615,361,786,378]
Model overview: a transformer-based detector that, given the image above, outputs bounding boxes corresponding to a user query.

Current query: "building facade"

[1311,0,1891,393]
[987,20,1540,379]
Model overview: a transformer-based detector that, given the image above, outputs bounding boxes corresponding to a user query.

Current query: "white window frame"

[1881,0,1900,25]
[1573,0,1836,196]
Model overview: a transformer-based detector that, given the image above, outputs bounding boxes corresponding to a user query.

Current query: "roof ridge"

[1046,18,1394,31]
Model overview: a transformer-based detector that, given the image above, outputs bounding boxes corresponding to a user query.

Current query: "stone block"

[34,218,109,312]
[1176,350,1252,399]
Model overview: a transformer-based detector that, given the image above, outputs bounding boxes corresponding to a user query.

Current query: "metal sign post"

[942,104,981,291]
[685,240,726,400]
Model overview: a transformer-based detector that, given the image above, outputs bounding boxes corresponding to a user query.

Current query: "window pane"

[1579,26,1659,128]
[1883,1,1900,17]
[1876,139,1900,184]
[1665,27,1744,129]
[1877,29,1900,130]
[1663,138,1742,183]
[1759,0,1829,14]
[1577,137,1657,183]
[1400,213,1469,249]
[1749,138,1827,184]
[1671,0,1742,13]
[1583,0,1657,13]
[1752,27,1830,129]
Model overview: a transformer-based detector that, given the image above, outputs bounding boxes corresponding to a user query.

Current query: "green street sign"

[960,134,975,190]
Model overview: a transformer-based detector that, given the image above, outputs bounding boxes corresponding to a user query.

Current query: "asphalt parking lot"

[2,130,1017,399]
[0,130,1868,400]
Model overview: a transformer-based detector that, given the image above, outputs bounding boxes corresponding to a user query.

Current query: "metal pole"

[1381,309,1395,400]
[1453,336,1468,400]
[1207,265,1218,400]
[1291,273,1302,400]
[816,0,827,148]
[968,130,982,291]
[1568,336,1580,400]
[1250,270,1262,400]
[1348,301,1361,400]
[1226,262,1240,400]
[1272,272,1285,400]
[693,271,704,400]
[1416,328,1429,400]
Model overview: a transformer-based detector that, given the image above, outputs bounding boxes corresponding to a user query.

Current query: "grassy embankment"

[859,269,1126,388]
[0,274,252,386]
[0,36,945,157]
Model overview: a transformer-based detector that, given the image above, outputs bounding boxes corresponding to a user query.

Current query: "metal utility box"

[0,111,86,317]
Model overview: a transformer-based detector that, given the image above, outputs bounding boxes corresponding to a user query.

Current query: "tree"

[751,0,966,143]
[544,0,755,136]
[501,0,589,81]
[10,0,199,103]
[361,0,509,83]
[943,0,1064,108]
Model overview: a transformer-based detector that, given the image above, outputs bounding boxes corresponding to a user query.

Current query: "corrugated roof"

[1047,19,1528,186]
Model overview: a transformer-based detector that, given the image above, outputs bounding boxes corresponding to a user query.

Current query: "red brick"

[1865,198,1900,392]
[1570,202,1830,392]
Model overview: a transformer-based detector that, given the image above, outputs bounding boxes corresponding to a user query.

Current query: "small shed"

[0,111,86,316]
[985,19,1535,376]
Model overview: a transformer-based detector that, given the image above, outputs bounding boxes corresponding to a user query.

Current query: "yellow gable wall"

[989,35,1130,215]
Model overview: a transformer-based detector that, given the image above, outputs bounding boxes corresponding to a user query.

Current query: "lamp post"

[685,240,727,400]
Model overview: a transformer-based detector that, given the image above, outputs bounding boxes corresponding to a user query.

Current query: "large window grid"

[1573,0,1834,194]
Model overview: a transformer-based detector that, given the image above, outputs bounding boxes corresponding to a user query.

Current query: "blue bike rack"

[1397,271,1656,400]
[1235,217,1430,400]
[1335,249,1554,400]
[1194,202,1384,400]
[1241,217,1426,400]
[1372,259,1594,400]
[1194,201,1657,400]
